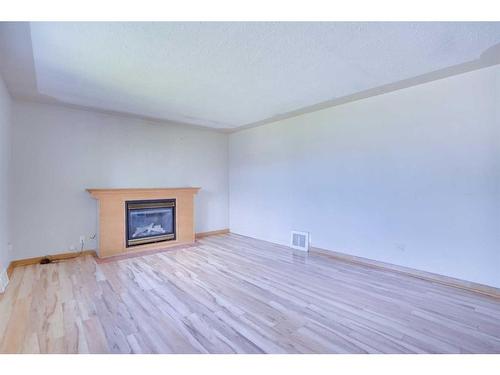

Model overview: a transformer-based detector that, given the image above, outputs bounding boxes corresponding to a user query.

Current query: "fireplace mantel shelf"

[87,187,200,198]
[87,187,200,258]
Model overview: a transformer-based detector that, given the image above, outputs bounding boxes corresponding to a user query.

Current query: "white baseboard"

[0,268,9,293]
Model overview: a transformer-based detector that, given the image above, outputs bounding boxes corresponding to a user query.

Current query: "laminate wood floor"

[1,234,500,353]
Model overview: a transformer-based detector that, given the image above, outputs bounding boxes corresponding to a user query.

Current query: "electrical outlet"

[79,235,85,244]
[69,245,76,251]
[7,243,13,254]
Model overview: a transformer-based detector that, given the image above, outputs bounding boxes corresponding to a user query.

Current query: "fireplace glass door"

[126,199,176,247]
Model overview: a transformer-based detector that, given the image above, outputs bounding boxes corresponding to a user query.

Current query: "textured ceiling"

[2,22,500,129]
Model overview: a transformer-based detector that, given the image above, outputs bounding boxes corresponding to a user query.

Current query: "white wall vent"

[0,268,9,294]
[290,231,309,252]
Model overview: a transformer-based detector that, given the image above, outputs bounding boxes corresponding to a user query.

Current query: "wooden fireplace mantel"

[87,187,200,196]
[87,187,200,258]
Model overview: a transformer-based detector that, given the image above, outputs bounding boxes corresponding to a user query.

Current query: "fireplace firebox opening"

[126,199,176,247]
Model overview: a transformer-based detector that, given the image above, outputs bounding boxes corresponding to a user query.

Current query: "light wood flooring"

[1,233,500,353]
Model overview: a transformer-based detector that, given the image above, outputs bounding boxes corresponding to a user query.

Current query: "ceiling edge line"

[228,57,500,134]
[10,93,233,134]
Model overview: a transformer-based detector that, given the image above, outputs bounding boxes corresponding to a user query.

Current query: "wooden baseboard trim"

[195,228,230,239]
[7,262,15,279]
[8,250,97,276]
[312,247,500,300]
[6,230,229,272]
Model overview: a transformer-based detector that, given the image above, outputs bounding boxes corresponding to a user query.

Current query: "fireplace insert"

[126,199,176,247]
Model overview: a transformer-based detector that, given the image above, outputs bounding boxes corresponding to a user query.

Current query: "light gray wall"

[0,74,12,283]
[229,64,500,288]
[11,100,229,260]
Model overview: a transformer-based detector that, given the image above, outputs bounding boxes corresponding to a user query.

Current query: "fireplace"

[126,199,176,247]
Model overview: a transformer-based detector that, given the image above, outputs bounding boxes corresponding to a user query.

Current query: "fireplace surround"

[87,187,200,258]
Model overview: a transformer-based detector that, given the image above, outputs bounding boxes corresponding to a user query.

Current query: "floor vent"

[290,231,309,252]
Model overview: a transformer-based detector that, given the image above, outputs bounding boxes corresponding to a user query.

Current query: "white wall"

[11,101,229,260]
[0,74,12,289]
[229,65,500,288]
